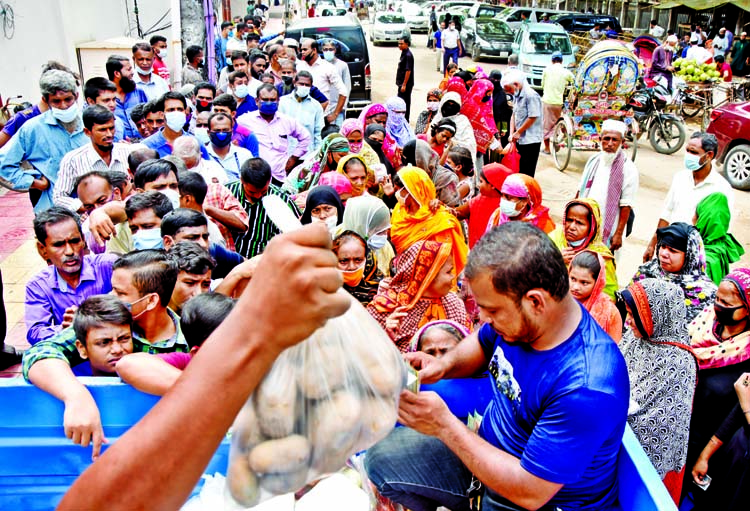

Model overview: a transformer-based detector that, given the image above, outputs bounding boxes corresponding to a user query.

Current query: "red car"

[706,101,750,190]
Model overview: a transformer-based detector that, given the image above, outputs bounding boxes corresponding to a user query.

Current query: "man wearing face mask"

[279,71,325,152]
[644,131,734,262]
[107,55,149,141]
[577,119,639,254]
[22,249,189,460]
[173,136,229,187]
[237,84,312,184]
[267,44,286,85]
[132,42,170,102]
[441,21,462,74]
[0,70,88,212]
[54,106,132,213]
[211,93,260,157]
[297,38,348,128]
[143,92,210,159]
[205,112,253,180]
[321,40,351,114]
[182,45,205,86]
[648,35,678,91]
[151,35,171,84]
[228,71,257,117]
[500,69,542,178]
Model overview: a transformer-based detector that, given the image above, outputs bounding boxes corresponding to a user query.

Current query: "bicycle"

[0,0,14,40]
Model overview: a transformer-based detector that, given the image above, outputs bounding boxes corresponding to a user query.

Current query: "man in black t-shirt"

[396,36,415,121]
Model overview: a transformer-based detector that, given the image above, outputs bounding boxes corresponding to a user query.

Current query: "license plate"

[499,51,508,57]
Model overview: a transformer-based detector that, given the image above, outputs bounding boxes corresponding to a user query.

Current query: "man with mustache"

[25,207,118,345]
[106,54,149,141]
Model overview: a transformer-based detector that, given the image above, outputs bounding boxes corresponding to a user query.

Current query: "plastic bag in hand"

[225,296,406,507]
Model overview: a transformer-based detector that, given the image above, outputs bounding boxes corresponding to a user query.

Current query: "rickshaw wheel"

[624,123,638,163]
[551,119,572,171]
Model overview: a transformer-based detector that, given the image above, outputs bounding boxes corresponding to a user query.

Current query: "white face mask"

[164,111,187,132]
[234,84,249,99]
[136,66,153,76]
[314,215,338,232]
[132,228,164,250]
[51,103,79,123]
[368,233,388,250]
[500,198,522,217]
[426,101,439,111]
[194,127,210,145]
[158,49,168,60]
[296,85,310,98]
[160,188,181,210]
[323,50,336,62]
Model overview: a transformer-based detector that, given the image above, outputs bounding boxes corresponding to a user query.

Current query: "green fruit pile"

[673,58,721,83]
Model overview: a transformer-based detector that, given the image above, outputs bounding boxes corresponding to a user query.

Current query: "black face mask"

[120,76,137,94]
[441,102,460,117]
[304,52,315,63]
[481,95,491,102]
[366,137,382,151]
[714,303,748,327]
[196,100,212,112]
[282,75,294,85]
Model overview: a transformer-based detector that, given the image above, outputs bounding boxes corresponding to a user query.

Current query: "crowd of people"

[0,4,748,511]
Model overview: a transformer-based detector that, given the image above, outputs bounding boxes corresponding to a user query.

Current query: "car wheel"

[723,145,750,190]
[471,44,481,62]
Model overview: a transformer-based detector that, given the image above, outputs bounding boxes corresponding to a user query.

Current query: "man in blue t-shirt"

[366,222,630,511]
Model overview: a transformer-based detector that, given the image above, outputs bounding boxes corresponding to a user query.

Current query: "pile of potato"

[226,300,406,507]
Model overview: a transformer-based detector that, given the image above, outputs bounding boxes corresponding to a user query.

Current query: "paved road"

[363,24,750,284]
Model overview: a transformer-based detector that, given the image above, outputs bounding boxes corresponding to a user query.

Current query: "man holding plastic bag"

[366,222,630,511]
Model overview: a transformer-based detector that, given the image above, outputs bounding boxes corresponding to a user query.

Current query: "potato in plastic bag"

[226,295,406,507]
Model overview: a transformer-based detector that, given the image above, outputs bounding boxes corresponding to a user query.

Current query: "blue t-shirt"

[1,104,41,137]
[477,304,629,510]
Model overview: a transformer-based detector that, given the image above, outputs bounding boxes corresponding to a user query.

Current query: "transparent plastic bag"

[225,297,406,508]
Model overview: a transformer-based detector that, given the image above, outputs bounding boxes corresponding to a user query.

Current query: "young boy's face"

[170,270,212,314]
[75,324,133,376]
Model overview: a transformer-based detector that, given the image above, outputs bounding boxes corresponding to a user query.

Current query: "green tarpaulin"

[656,0,750,11]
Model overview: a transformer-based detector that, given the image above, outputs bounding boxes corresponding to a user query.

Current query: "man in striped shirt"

[226,157,300,258]
[54,105,133,213]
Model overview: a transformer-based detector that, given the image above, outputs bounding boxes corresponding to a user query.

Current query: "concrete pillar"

[634,1,641,31]
[620,1,627,29]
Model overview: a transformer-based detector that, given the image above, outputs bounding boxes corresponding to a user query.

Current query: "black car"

[461,18,515,62]
[285,16,371,115]
[550,14,622,33]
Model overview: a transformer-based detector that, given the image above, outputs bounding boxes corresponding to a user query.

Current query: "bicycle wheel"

[551,119,572,171]
[680,94,703,118]
[3,4,14,40]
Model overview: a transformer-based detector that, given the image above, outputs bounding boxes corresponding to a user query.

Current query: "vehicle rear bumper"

[347,98,372,114]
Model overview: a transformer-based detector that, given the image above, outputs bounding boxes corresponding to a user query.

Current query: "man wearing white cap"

[648,35,678,90]
[686,36,712,64]
[577,119,639,253]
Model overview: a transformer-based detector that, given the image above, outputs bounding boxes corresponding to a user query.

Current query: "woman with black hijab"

[364,123,394,176]
[299,185,345,232]
[489,70,512,150]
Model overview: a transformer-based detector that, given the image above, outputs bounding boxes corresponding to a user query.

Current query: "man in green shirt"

[22,250,186,460]
[541,51,574,155]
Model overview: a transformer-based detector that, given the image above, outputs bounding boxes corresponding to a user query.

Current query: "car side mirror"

[572,45,579,53]
[512,42,519,51]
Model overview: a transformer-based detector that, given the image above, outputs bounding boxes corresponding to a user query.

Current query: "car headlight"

[522,64,533,73]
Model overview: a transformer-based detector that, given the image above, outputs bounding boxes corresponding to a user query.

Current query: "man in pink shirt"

[236,84,311,184]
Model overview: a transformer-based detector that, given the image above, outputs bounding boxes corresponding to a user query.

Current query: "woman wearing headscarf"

[283,134,350,195]
[336,153,372,198]
[619,279,697,500]
[414,88,443,135]
[332,230,384,305]
[632,222,717,322]
[417,118,456,160]
[318,172,353,203]
[363,124,394,176]
[432,91,477,157]
[367,240,468,352]
[299,185,344,232]
[488,69,512,149]
[460,78,498,158]
[452,163,510,248]
[685,267,750,498]
[390,166,468,281]
[358,102,388,127]
[339,195,395,277]
[444,75,470,100]
[569,251,622,342]
[340,118,381,170]
[694,192,744,285]
[438,62,459,91]
[401,139,461,208]
[383,96,415,168]
[549,198,617,300]
[408,319,470,356]
[486,173,555,233]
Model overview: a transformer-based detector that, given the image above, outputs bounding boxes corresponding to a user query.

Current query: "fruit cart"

[550,40,640,171]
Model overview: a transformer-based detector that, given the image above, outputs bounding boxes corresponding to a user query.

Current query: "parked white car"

[401,2,429,33]
[370,13,410,45]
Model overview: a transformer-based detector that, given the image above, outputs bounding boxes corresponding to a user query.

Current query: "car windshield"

[477,19,513,36]
[301,28,365,62]
[378,14,406,23]
[524,32,573,54]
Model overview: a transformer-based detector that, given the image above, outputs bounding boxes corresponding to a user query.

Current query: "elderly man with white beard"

[577,119,639,253]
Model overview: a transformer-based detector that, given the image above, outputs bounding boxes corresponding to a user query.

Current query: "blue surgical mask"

[259,101,278,116]
[684,153,705,172]
[133,228,164,250]
[500,198,521,217]
[568,237,586,247]
[368,234,388,250]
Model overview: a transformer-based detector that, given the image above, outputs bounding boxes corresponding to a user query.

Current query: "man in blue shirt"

[142,91,209,159]
[0,70,88,211]
[107,55,149,141]
[366,222,629,511]
[83,77,126,142]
